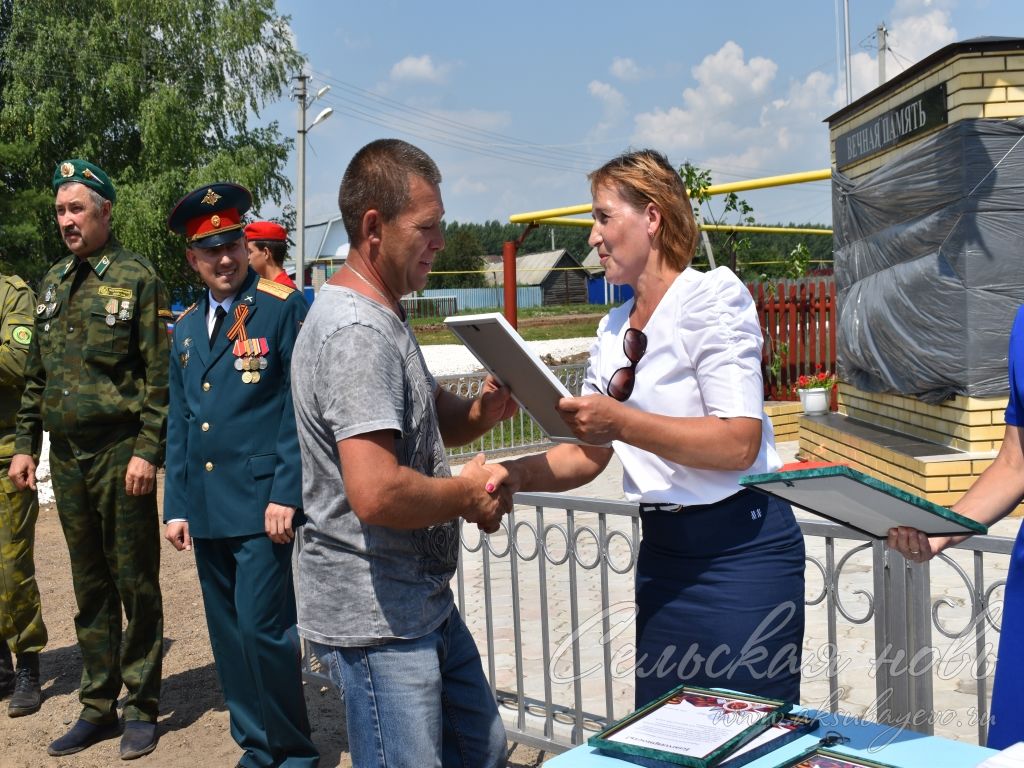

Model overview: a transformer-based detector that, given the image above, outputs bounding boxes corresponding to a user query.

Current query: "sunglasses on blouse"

[607,327,648,402]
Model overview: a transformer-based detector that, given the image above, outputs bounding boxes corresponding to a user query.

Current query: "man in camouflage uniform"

[0,272,46,718]
[9,160,171,760]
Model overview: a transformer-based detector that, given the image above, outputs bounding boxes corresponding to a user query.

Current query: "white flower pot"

[798,388,830,415]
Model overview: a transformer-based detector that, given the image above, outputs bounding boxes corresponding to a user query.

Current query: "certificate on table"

[739,465,988,539]
[772,746,898,768]
[588,686,790,768]
[719,713,819,767]
[444,312,590,445]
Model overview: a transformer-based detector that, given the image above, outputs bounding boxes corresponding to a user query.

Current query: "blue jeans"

[311,608,506,768]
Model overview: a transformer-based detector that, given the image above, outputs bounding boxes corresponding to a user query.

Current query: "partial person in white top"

[492,149,805,707]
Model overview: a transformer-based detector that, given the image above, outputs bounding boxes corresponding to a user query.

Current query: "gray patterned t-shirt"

[290,285,457,645]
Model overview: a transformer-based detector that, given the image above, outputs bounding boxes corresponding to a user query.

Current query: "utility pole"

[844,0,853,104]
[291,73,332,295]
[877,23,888,86]
[293,73,309,293]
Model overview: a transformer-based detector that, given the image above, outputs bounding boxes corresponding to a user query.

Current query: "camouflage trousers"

[0,471,47,655]
[49,434,163,724]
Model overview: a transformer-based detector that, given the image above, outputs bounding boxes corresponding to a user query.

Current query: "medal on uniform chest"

[226,304,266,384]
[118,299,130,321]
[38,285,58,318]
[231,336,269,383]
[104,298,118,326]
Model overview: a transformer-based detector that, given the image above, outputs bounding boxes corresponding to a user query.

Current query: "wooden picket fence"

[748,278,837,403]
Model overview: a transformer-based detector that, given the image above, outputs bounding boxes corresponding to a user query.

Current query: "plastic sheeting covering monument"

[833,117,1024,402]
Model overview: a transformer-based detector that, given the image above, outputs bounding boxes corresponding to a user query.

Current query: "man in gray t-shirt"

[291,139,515,768]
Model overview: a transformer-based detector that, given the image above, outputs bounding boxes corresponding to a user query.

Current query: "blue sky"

[261,0,1019,240]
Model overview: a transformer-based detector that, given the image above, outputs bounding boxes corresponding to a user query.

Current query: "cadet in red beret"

[243,221,298,290]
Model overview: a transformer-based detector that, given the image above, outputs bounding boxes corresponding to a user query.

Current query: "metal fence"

[421,286,544,312]
[454,494,1013,754]
[401,295,457,319]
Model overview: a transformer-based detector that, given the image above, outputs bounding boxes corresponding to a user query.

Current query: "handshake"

[458,453,519,534]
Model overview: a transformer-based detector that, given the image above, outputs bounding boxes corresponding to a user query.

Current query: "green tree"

[0,141,49,279]
[432,225,486,288]
[0,0,302,296]
[680,162,757,278]
[679,163,833,280]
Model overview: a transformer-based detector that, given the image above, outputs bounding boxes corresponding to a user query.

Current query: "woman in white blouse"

[495,149,805,706]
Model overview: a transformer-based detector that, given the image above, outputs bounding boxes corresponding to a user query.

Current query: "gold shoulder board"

[256,278,295,300]
[177,303,198,320]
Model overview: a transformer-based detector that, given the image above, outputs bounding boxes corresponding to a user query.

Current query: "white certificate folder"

[443,312,585,444]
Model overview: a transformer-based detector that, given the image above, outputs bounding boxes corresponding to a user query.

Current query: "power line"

[310,69,605,165]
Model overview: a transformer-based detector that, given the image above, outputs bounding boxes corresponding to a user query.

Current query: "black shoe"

[119,720,158,760]
[0,647,13,698]
[7,654,41,717]
[47,718,121,756]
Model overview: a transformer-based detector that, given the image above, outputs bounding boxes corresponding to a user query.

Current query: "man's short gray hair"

[85,186,110,213]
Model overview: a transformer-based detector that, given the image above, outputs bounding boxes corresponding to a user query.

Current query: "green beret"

[52,159,116,203]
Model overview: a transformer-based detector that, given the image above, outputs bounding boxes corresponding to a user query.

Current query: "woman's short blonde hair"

[588,149,698,271]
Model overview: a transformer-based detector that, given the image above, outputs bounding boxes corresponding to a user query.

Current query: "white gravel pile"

[421,337,594,377]
[37,432,54,505]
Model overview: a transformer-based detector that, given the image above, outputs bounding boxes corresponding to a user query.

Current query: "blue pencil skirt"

[634,489,805,707]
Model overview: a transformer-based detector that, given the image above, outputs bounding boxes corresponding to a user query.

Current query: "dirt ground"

[0,478,550,767]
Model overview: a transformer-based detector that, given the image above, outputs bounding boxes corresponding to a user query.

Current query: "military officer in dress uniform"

[0,272,46,718]
[163,183,317,768]
[9,160,170,759]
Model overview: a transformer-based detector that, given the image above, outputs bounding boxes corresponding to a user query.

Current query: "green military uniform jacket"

[14,238,171,463]
[0,275,35,461]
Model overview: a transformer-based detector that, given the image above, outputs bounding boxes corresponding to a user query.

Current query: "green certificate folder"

[740,465,987,539]
[588,686,790,768]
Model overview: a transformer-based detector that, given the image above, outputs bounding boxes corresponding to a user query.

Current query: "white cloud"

[588,80,626,114]
[687,42,778,112]
[629,41,838,223]
[632,41,779,154]
[390,54,451,84]
[587,80,628,143]
[610,56,645,81]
